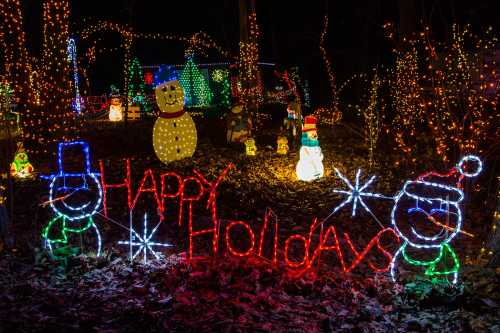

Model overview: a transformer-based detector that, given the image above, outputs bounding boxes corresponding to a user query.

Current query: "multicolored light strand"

[41,141,103,256]
[390,155,483,284]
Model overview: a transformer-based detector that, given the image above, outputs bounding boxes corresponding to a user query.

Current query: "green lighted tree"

[179,57,212,107]
[127,57,151,113]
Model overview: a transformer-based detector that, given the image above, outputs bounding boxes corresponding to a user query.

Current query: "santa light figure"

[296,115,324,181]
[390,155,482,284]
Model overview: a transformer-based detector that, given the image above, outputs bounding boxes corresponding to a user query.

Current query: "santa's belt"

[159,110,186,119]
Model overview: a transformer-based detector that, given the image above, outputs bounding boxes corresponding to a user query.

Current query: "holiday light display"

[276,136,289,155]
[390,155,483,284]
[1,0,77,152]
[296,116,324,181]
[67,37,81,114]
[118,213,172,264]
[332,168,392,218]
[239,11,262,109]
[127,57,151,114]
[0,81,13,121]
[212,69,231,109]
[179,58,213,107]
[363,71,382,168]
[245,138,257,156]
[0,0,33,126]
[10,143,34,179]
[212,69,226,82]
[152,80,197,164]
[384,23,497,163]
[41,141,103,256]
[95,153,404,272]
[318,15,341,125]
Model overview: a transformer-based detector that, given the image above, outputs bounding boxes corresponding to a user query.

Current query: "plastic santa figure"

[296,116,324,181]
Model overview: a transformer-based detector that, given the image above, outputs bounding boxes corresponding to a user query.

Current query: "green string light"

[127,57,151,113]
[42,214,94,245]
[401,242,460,277]
[179,57,212,107]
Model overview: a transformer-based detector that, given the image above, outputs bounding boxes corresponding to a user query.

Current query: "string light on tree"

[384,23,497,164]
[318,15,341,126]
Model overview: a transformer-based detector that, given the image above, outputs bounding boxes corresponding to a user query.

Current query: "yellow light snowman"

[152,80,197,164]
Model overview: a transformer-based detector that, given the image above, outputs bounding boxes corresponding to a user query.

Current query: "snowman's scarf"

[159,110,186,119]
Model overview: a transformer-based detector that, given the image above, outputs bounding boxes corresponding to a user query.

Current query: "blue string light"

[41,141,103,257]
[67,37,82,114]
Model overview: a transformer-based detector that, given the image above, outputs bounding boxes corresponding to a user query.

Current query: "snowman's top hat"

[302,116,317,132]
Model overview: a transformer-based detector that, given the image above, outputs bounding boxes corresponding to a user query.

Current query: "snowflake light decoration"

[331,168,392,218]
[118,213,172,264]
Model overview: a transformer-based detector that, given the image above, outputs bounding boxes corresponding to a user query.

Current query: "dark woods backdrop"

[18,0,498,106]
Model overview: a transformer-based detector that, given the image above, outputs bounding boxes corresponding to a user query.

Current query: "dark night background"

[21,0,499,105]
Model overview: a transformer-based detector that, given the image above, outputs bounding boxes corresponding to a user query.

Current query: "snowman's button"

[175,136,179,141]
[177,148,181,153]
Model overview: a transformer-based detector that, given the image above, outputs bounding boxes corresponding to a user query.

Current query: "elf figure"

[296,116,324,181]
[390,155,482,284]
[10,142,34,178]
[283,101,301,149]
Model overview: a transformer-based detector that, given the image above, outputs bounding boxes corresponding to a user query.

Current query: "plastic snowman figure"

[152,80,197,164]
[390,155,482,284]
[296,116,324,181]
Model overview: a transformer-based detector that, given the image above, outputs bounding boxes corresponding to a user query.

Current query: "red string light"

[343,228,400,273]
[97,160,400,274]
[284,235,309,268]
[160,172,183,221]
[131,169,162,218]
[99,159,132,217]
[225,220,255,257]
[257,208,279,265]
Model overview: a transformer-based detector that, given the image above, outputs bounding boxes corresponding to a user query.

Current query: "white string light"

[118,213,173,264]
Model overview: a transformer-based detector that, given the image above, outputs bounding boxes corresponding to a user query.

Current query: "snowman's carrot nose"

[426,213,475,238]
[40,190,79,207]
